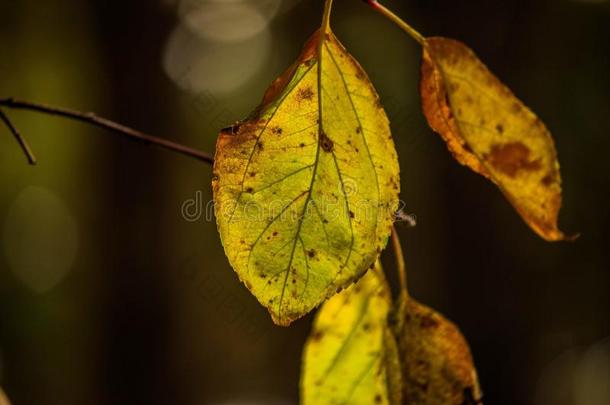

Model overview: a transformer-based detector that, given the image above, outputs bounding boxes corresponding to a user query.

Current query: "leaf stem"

[322,0,334,32]
[0,98,214,165]
[363,0,425,46]
[0,108,37,165]
[391,225,408,295]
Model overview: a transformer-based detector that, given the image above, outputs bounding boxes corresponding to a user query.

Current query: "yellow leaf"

[394,294,483,405]
[420,37,567,241]
[300,261,402,405]
[212,1,400,325]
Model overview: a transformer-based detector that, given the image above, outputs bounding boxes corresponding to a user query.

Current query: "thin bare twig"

[0,98,214,165]
[0,108,37,165]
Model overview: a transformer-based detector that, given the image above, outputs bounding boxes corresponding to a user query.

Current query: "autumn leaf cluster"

[211,0,570,403]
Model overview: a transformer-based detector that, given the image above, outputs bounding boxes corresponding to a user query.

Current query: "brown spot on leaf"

[541,172,555,187]
[297,87,314,101]
[311,330,324,341]
[495,123,504,134]
[486,142,542,177]
[319,130,334,152]
[462,142,474,154]
[420,314,439,329]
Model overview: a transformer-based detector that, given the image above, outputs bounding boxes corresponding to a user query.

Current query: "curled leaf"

[301,262,402,405]
[420,37,567,241]
[213,14,399,325]
[394,294,483,405]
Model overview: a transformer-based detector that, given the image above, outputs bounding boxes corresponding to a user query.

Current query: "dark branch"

[0,108,37,165]
[0,98,214,165]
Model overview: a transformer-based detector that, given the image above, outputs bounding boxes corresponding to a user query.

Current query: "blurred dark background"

[0,0,608,404]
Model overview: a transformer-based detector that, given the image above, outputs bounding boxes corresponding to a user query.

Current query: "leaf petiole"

[322,0,334,32]
[391,225,408,296]
[362,0,425,46]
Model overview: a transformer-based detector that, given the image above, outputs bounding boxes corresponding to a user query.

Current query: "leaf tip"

[269,309,297,327]
[545,230,580,243]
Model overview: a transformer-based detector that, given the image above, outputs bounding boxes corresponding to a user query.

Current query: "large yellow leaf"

[394,294,483,405]
[420,37,567,241]
[213,2,400,325]
[300,261,402,405]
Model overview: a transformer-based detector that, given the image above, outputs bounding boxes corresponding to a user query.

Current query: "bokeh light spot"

[179,0,279,43]
[163,23,271,94]
[3,186,79,293]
